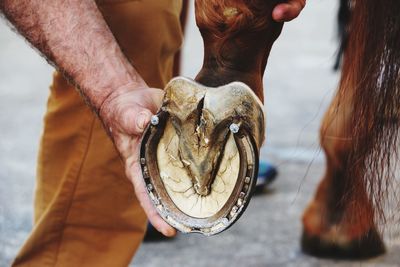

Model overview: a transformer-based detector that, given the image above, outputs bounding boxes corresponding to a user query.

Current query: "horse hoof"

[140,77,265,236]
[301,227,386,259]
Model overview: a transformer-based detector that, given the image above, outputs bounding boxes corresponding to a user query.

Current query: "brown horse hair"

[194,0,282,71]
[338,0,400,224]
[195,0,278,34]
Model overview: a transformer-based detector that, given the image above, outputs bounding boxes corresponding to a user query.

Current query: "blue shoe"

[255,160,278,194]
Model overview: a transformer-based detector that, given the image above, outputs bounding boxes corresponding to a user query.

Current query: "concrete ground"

[0,1,399,266]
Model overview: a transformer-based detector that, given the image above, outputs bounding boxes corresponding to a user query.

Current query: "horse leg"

[301,89,386,258]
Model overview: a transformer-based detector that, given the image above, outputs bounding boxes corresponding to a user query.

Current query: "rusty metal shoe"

[139,77,264,236]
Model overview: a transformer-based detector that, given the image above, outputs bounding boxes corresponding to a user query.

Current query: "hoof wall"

[301,228,386,259]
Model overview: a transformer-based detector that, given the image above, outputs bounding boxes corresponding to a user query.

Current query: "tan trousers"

[13,1,183,266]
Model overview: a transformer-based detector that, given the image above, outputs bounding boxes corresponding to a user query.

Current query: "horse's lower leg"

[301,91,385,258]
[194,0,283,99]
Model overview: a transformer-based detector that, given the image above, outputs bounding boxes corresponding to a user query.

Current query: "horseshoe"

[139,77,264,236]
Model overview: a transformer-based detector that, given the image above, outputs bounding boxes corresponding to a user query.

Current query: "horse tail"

[339,0,400,222]
[334,0,352,70]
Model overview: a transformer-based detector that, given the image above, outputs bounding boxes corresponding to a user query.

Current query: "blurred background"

[1,0,399,266]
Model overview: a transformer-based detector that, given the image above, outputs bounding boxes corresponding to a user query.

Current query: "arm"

[0,0,175,237]
[0,0,142,110]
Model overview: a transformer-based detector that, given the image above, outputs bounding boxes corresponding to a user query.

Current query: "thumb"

[130,109,153,135]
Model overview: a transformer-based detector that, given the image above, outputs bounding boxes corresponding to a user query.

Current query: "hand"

[273,0,306,22]
[99,84,176,237]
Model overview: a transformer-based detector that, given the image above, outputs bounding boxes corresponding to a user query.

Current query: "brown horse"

[195,0,400,259]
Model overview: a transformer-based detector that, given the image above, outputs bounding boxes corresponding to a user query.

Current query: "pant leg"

[13,1,183,266]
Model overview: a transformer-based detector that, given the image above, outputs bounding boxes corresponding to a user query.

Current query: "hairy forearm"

[0,0,145,112]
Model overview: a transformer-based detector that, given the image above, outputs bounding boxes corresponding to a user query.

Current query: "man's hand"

[273,0,306,22]
[99,84,176,237]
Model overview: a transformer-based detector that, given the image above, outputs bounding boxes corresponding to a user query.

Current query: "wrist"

[98,81,148,133]
[89,67,147,110]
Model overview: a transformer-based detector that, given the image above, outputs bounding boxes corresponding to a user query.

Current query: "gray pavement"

[1,1,399,266]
